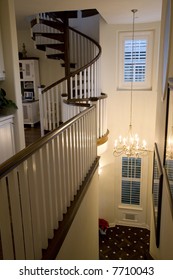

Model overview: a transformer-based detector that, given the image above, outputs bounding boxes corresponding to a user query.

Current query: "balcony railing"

[0,106,98,260]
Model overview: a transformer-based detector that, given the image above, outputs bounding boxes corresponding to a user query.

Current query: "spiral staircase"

[31,10,108,145]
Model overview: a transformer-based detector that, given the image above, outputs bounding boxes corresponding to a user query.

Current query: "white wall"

[17,29,64,88]
[16,12,100,93]
[98,18,160,228]
[150,0,173,260]
[0,0,25,152]
[70,12,100,42]
[56,171,99,260]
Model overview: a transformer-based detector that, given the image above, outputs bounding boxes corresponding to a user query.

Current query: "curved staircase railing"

[31,12,108,144]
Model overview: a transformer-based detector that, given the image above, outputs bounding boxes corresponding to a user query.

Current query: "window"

[124,39,147,83]
[118,31,153,90]
[121,157,141,205]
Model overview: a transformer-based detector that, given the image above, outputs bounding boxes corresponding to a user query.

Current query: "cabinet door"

[20,60,34,80]
[23,101,39,125]
[0,28,5,80]
[0,117,15,164]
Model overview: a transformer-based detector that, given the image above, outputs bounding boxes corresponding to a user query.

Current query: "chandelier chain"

[130,9,137,127]
[113,9,148,158]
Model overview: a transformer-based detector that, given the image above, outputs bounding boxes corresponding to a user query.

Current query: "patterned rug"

[99,225,153,260]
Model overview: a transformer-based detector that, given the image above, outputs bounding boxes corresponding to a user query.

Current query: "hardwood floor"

[24,122,41,146]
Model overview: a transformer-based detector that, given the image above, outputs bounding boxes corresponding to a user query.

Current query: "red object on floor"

[99,218,109,230]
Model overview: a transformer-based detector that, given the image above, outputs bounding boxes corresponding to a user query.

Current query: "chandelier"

[113,9,148,158]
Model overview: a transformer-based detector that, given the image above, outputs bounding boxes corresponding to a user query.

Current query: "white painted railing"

[39,83,108,140]
[93,94,108,140]
[69,59,100,99]
[69,28,98,68]
[0,106,97,259]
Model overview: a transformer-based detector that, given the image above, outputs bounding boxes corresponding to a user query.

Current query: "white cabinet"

[0,115,15,164]
[22,101,39,126]
[19,58,40,100]
[0,28,5,80]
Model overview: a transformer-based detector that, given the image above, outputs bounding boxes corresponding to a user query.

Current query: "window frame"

[118,30,154,90]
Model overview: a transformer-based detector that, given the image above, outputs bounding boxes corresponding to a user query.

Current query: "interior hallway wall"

[0,0,25,151]
[150,0,173,260]
[98,18,160,228]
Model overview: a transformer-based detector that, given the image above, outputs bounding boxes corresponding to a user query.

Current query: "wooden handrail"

[64,99,91,107]
[63,93,108,103]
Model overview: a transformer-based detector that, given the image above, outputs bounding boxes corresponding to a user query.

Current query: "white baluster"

[43,92,48,131]
[41,145,54,238]
[59,133,67,213]
[0,178,14,259]
[75,74,78,99]
[38,87,44,136]
[55,85,60,126]
[84,69,86,98]
[7,170,25,259]
[18,162,35,258]
[47,140,59,229]
[79,71,82,99]
[27,156,42,259]
[91,64,94,97]
[88,66,91,98]
[53,137,63,222]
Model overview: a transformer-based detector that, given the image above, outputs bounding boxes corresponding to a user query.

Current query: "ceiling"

[14,0,162,29]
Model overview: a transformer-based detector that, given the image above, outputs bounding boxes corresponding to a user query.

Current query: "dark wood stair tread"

[36,43,65,52]
[81,9,99,18]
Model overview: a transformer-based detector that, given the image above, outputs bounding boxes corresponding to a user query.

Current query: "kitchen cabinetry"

[19,58,40,101]
[0,115,15,164]
[22,100,39,126]
[0,28,5,80]
[19,58,40,126]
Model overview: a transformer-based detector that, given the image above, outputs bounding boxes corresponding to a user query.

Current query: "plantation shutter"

[124,39,147,83]
[118,31,153,90]
[121,157,141,205]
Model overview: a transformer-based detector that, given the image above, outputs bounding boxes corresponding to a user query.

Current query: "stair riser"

[32,23,61,36]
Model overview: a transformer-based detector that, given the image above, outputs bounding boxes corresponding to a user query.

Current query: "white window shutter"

[118,31,153,90]
[121,157,141,205]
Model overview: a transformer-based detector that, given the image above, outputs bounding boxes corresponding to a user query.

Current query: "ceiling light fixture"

[113,9,148,158]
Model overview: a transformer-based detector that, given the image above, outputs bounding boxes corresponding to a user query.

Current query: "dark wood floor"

[24,122,41,146]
